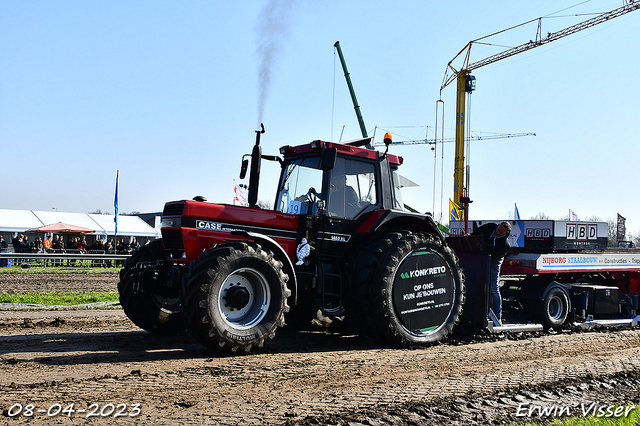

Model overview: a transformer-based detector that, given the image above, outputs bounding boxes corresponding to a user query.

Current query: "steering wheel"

[345,200,361,218]
[305,187,319,203]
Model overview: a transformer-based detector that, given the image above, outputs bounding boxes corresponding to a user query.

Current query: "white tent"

[0,209,159,238]
[89,214,159,238]
[0,209,44,233]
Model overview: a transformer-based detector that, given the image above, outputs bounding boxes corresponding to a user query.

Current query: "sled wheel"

[180,241,290,354]
[118,240,185,335]
[539,285,570,329]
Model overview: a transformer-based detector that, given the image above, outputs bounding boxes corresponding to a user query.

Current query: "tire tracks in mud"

[1,316,640,425]
[2,272,640,424]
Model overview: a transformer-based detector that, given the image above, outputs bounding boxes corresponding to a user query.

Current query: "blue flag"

[114,170,119,234]
[514,203,521,221]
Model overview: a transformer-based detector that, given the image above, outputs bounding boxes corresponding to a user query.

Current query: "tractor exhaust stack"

[248,123,265,208]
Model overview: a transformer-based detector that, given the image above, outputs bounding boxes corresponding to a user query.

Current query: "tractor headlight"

[161,218,182,228]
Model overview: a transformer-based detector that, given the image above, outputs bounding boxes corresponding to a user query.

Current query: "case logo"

[196,220,239,232]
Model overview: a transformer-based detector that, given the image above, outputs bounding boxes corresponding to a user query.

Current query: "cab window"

[276,157,323,215]
[391,168,405,210]
[327,157,377,219]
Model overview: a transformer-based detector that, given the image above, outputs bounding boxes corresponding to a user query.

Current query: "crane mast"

[441,1,640,213]
[454,71,471,206]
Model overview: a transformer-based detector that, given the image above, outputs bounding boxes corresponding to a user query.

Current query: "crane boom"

[440,1,640,213]
[372,132,535,147]
[442,1,640,91]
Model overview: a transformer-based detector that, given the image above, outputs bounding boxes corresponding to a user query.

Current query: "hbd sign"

[554,221,607,250]
[525,228,551,238]
[566,223,597,240]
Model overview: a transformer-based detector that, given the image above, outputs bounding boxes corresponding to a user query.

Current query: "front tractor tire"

[118,240,185,335]
[180,241,291,354]
[347,232,465,347]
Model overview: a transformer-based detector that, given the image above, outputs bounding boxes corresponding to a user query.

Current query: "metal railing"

[0,251,131,268]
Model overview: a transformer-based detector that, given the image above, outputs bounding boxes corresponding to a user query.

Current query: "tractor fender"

[358,210,445,241]
[230,230,298,304]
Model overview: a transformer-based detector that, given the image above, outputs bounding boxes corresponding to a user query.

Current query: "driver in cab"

[327,170,359,218]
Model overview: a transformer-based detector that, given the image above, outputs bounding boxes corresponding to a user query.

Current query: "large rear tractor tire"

[347,232,465,347]
[180,241,291,354]
[118,240,185,335]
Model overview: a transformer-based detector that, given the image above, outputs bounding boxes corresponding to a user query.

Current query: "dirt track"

[1,272,640,425]
[0,270,119,294]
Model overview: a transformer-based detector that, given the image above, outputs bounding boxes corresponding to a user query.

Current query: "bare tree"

[606,218,618,247]
[530,212,551,220]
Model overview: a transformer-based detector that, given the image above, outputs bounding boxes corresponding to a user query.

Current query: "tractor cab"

[275,138,405,218]
[270,137,409,314]
[272,138,406,257]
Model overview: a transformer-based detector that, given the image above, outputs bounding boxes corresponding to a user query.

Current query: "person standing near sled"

[472,221,512,321]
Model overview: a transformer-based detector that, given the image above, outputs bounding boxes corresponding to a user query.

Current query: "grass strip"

[0,291,119,306]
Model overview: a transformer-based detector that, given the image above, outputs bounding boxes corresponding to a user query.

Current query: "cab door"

[320,156,380,256]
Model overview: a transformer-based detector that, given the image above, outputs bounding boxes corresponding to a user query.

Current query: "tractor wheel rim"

[152,294,181,314]
[218,267,271,329]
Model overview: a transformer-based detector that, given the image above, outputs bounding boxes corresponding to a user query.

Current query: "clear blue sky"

[2,1,639,234]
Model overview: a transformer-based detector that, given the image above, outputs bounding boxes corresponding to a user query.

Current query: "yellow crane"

[441,1,640,214]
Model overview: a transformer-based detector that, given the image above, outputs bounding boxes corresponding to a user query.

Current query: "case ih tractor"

[118,126,465,354]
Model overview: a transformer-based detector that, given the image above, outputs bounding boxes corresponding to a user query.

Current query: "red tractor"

[118,126,465,354]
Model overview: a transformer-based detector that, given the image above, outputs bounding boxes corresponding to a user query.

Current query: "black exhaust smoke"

[256,0,297,124]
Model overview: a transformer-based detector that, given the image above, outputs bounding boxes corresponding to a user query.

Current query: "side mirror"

[239,158,249,179]
[320,147,337,170]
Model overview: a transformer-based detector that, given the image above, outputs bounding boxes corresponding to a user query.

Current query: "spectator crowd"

[0,234,148,268]
[2,234,142,255]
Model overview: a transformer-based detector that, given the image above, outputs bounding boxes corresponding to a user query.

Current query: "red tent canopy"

[25,222,95,234]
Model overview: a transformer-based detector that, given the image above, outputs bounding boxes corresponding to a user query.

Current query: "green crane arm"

[334,41,371,148]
